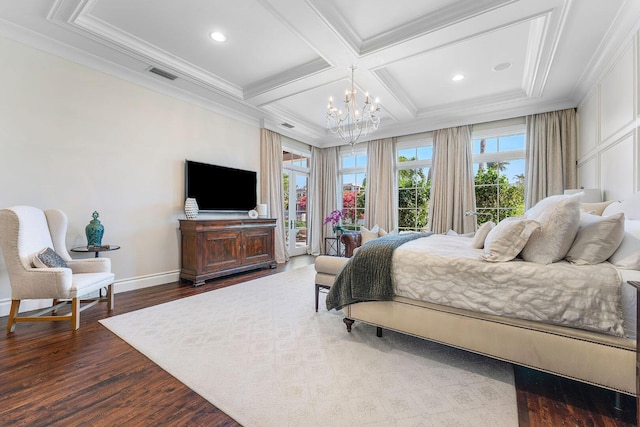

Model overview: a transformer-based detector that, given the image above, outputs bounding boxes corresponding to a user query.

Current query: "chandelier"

[326,65,381,146]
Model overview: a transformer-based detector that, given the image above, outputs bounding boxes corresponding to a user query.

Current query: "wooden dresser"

[178,218,277,286]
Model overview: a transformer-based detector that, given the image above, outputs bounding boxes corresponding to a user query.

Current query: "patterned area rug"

[100,265,518,426]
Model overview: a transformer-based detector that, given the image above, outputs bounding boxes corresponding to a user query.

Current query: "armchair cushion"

[66,258,112,274]
[33,247,68,268]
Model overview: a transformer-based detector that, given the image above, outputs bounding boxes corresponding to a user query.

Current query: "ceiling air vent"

[281,122,295,129]
[148,67,178,81]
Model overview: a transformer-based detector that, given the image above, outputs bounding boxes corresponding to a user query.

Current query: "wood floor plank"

[0,255,637,426]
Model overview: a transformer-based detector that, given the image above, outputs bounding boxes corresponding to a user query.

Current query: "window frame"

[396,133,434,232]
[471,121,526,224]
[339,145,367,230]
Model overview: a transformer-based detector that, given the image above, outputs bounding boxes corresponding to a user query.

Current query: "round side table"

[71,245,120,258]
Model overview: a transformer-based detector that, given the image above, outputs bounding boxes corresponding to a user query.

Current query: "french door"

[283,170,309,256]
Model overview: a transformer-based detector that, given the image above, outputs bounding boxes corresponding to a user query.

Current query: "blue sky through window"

[472,134,525,183]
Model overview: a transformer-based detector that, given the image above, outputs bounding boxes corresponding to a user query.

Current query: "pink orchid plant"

[323,209,344,228]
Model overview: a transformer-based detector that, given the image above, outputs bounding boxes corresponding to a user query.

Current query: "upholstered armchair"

[0,206,115,332]
[340,232,362,258]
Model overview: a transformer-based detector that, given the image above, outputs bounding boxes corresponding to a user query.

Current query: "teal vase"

[85,211,104,246]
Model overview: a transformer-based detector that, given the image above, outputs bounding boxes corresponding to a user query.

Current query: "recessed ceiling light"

[451,74,465,82]
[492,62,512,72]
[209,31,227,42]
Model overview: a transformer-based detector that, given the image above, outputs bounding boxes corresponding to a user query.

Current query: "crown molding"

[360,0,518,56]
[572,0,640,104]
[306,0,517,57]
[244,58,331,100]
[372,68,418,118]
[49,0,244,99]
[304,0,360,57]
[525,1,573,99]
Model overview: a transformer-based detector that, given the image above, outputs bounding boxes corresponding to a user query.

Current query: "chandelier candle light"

[327,65,381,146]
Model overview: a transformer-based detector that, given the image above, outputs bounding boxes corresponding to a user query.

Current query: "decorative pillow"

[520,193,582,264]
[33,247,68,268]
[481,218,541,262]
[618,192,640,220]
[445,229,473,237]
[602,201,623,217]
[471,221,496,249]
[580,201,614,216]
[624,219,640,239]
[608,233,640,270]
[565,213,625,265]
[360,225,379,244]
[361,225,388,244]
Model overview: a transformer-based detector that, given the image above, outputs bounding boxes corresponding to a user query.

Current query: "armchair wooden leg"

[71,298,80,330]
[107,283,114,311]
[52,298,58,315]
[6,300,19,333]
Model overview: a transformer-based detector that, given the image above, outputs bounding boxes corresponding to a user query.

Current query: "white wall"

[0,36,261,315]
[577,31,639,201]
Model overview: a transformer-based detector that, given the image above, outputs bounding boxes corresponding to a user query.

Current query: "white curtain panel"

[308,146,339,255]
[428,125,476,234]
[525,108,577,209]
[365,137,397,231]
[260,128,288,263]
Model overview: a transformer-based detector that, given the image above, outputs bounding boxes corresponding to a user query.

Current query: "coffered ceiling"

[1,0,638,146]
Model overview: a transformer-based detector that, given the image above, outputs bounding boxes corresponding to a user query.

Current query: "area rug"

[100,265,518,426]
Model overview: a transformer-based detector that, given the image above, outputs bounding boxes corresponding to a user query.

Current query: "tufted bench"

[314,255,348,311]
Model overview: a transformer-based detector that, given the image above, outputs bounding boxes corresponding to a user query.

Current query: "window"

[396,135,433,232]
[282,150,308,168]
[340,148,366,231]
[472,126,526,225]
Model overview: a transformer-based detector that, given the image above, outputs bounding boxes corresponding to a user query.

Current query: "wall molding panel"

[577,32,639,198]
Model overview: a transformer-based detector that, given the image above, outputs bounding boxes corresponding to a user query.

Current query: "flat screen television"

[185,160,257,212]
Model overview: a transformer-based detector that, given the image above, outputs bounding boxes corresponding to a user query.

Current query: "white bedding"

[392,234,626,337]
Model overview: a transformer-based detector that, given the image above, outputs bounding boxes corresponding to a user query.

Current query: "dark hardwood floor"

[0,254,636,426]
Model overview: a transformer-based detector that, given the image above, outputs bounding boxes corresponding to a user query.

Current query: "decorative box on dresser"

[179,218,277,286]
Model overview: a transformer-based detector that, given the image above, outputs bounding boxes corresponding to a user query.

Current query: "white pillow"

[521,193,582,264]
[565,213,625,265]
[445,229,474,237]
[624,219,640,239]
[602,201,623,217]
[481,218,540,262]
[619,192,640,220]
[360,225,392,244]
[360,225,379,244]
[609,233,640,270]
[379,228,397,237]
[471,221,495,249]
[580,201,615,216]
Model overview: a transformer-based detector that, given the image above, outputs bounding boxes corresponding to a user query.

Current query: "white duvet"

[392,234,625,337]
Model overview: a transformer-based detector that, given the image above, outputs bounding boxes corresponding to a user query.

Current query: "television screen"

[185,160,257,211]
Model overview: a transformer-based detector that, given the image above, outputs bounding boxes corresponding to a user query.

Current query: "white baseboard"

[113,270,181,294]
[0,270,181,317]
[0,299,53,317]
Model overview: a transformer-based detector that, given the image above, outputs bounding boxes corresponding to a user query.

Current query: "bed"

[318,192,640,396]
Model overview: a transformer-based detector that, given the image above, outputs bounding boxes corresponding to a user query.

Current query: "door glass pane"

[283,171,291,248]
[295,174,308,249]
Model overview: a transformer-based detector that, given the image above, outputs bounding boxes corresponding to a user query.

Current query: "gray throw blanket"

[326,232,432,311]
